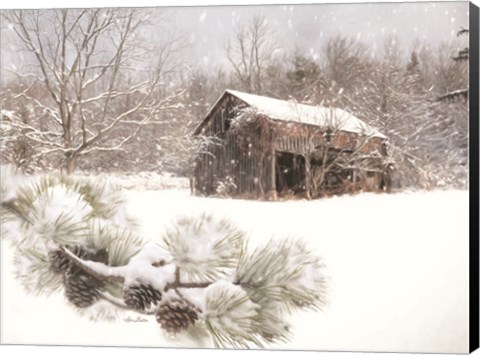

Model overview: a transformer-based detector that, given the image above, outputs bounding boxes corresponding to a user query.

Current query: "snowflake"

[199,11,207,23]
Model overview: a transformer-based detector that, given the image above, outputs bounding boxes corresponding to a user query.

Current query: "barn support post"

[304,153,311,200]
[352,170,357,193]
[270,145,277,200]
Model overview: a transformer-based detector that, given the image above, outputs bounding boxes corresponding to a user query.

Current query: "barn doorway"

[275,151,306,196]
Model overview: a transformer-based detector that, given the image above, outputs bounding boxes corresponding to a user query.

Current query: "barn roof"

[195,89,386,139]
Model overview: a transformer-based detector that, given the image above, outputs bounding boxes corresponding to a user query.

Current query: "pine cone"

[48,245,91,273]
[48,245,108,273]
[123,283,162,310]
[64,271,104,308]
[48,249,71,273]
[52,245,109,308]
[155,297,200,334]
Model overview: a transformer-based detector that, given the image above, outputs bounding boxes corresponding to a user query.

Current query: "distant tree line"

[1,12,469,189]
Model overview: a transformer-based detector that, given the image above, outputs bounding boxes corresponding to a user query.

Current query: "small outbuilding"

[192,89,391,200]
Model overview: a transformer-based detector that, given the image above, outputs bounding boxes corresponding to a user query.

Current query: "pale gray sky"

[1,1,470,75]
[165,1,469,70]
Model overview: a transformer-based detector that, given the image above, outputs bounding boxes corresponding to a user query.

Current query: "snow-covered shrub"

[214,176,237,197]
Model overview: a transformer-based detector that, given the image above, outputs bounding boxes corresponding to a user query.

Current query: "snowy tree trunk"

[65,154,77,175]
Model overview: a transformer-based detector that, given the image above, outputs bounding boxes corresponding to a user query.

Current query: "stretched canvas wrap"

[1,1,479,354]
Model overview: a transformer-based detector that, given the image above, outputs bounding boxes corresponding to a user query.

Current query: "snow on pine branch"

[436,88,468,102]
[88,219,144,267]
[1,167,143,299]
[203,281,263,348]
[2,167,327,346]
[235,237,327,313]
[161,213,246,283]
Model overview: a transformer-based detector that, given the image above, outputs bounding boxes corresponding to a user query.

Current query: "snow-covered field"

[78,171,190,191]
[1,186,469,353]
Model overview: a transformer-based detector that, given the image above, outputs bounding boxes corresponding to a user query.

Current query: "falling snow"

[199,11,207,23]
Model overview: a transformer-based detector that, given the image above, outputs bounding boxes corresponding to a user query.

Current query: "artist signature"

[123,316,149,323]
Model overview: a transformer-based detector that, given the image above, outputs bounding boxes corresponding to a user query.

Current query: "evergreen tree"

[286,53,324,103]
[437,27,469,102]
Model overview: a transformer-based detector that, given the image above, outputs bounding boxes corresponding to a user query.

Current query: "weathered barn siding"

[193,132,274,197]
[273,121,385,155]
[193,93,275,197]
[196,94,246,137]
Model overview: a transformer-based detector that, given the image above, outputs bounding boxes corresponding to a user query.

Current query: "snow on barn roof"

[226,90,386,139]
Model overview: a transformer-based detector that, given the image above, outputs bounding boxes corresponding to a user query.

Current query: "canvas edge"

[469,1,480,353]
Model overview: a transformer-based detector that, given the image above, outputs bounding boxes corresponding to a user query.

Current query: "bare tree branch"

[2,8,184,173]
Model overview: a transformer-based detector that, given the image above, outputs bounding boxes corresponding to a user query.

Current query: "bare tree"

[2,9,183,173]
[322,35,372,96]
[226,15,278,94]
[301,119,389,199]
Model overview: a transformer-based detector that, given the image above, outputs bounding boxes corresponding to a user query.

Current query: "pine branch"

[1,199,25,221]
[161,265,212,290]
[235,238,327,313]
[452,47,469,61]
[61,246,126,283]
[457,27,469,36]
[98,290,158,315]
[63,245,214,291]
[165,280,213,291]
[437,88,469,102]
[162,214,245,282]
[204,281,264,348]
[3,167,328,346]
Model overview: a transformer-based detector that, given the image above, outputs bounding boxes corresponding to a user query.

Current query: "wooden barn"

[192,90,391,200]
